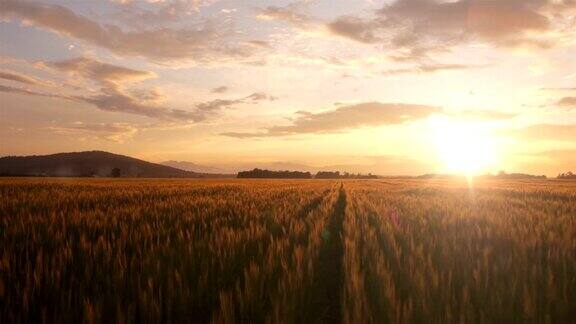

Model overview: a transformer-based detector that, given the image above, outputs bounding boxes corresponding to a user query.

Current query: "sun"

[430,118,499,176]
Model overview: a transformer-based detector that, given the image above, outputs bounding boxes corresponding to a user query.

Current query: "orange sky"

[0,0,575,176]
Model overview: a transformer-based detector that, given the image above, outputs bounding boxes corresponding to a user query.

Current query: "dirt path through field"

[298,184,346,323]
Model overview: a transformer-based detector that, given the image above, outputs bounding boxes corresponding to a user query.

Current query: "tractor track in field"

[298,183,346,323]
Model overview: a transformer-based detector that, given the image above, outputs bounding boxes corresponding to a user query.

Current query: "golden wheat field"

[1,178,575,323]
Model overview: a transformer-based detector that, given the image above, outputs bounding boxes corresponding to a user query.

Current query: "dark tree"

[111,168,121,178]
[315,171,341,179]
[558,171,576,179]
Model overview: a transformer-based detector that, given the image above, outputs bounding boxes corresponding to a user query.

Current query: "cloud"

[540,150,576,165]
[130,87,166,103]
[2,57,277,122]
[0,70,50,87]
[113,0,218,25]
[448,109,517,120]
[193,93,277,118]
[540,86,576,109]
[75,88,197,121]
[323,155,432,176]
[535,149,576,160]
[326,0,573,60]
[510,148,576,176]
[245,92,278,101]
[0,84,65,99]
[327,16,381,43]
[193,98,243,115]
[44,57,198,120]
[0,82,188,121]
[540,87,576,91]
[222,102,440,138]
[382,63,484,75]
[47,57,156,84]
[257,3,315,29]
[419,63,486,73]
[74,87,274,122]
[0,0,259,62]
[557,96,576,108]
[510,124,576,141]
[384,0,550,42]
[48,122,138,143]
[211,86,229,93]
[244,40,271,48]
[526,149,576,172]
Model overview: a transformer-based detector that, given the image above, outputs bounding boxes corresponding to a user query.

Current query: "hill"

[0,151,204,178]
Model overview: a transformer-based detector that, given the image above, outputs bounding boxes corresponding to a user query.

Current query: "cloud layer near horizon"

[222,102,441,138]
[510,124,576,141]
[48,122,139,143]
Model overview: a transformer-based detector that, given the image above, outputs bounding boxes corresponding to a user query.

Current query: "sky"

[0,0,575,176]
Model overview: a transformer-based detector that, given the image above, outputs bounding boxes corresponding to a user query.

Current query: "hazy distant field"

[1,178,575,323]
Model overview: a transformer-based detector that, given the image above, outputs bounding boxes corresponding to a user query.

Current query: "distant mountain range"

[162,161,231,174]
[0,151,213,178]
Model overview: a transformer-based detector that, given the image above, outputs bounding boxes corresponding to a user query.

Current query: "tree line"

[237,169,378,179]
[558,171,576,179]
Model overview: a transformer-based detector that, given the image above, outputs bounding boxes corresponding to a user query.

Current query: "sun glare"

[430,118,499,176]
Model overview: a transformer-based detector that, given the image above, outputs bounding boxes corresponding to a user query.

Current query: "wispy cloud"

[540,87,576,91]
[245,92,278,101]
[256,3,316,29]
[509,124,576,141]
[447,109,517,120]
[0,70,51,87]
[327,16,381,44]
[112,0,218,26]
[2,57,277,122]
[211,86,229,94]
[0,0,260,63]
[46,57,156,84]
[0,84,65,99]
[222,102,440,138]
[381,63,486,75]
[48,122,139,143]
[557,96,576,108]
[526,149,576,171]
